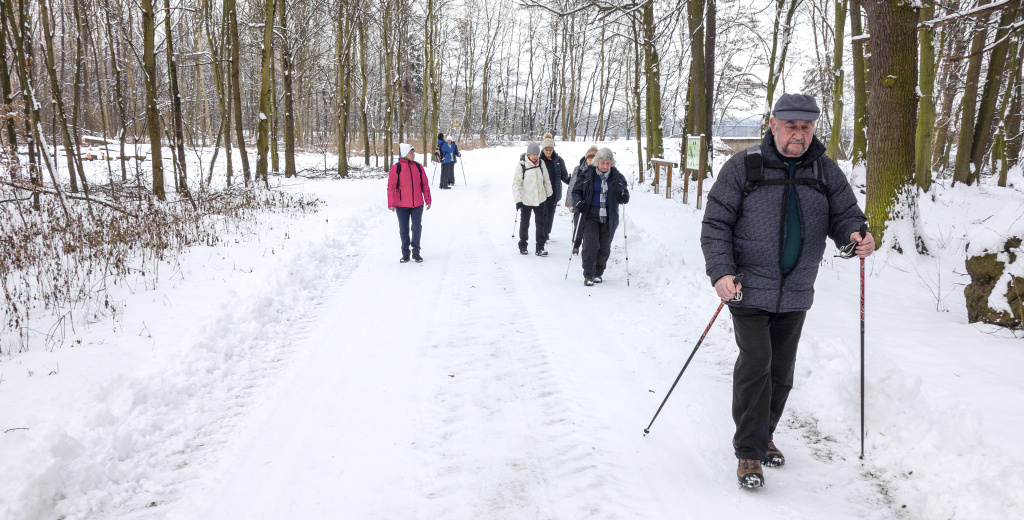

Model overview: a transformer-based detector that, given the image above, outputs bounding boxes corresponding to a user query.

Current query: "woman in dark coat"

[571,147,629,286]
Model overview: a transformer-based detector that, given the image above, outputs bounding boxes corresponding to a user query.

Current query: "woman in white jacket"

[513,142,554,256]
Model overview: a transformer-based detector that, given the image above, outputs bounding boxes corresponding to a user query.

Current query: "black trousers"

[580,214,613,278]
[440,163,455,187]
[540,195,558,237]
[518,204,548,251]
[729,306,807,462]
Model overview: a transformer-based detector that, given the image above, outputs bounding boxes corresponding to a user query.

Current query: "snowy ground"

[1,142,1022,519]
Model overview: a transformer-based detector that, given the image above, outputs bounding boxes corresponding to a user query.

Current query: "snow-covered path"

[157,149,898,519]
[6,144,1023,520]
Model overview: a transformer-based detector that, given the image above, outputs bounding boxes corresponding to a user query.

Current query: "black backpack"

[394,160,424,194]
[741,144,827,199]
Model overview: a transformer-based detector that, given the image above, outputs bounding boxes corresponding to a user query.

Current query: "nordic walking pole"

[512,207,519,238]
[858,222,868,460]
[460,159,467,185]
[431,162,438,184]
[623,205,630,287]
[565,213,580,279]
[644,274,743,436]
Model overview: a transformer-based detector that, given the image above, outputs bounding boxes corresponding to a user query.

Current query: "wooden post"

[696,135,707,209]
[665,161,673,199]
[682,158,690,204]
[653,161,660,194]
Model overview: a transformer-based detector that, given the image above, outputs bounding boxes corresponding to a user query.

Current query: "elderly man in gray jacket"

[700,93,875,489]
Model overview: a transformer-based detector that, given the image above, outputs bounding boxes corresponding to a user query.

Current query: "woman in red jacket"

[387,143,432,263]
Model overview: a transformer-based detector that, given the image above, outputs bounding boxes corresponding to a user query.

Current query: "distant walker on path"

[388,143,432,263]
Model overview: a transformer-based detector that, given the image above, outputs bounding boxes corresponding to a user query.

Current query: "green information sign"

[686,136,701,170]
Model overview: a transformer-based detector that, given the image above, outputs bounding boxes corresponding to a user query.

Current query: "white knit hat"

[541,133,556,150]
[399,143,414,158]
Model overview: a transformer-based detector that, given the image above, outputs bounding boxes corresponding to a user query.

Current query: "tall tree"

[968,1,1021,183]
[279,0,296,177]
[226,0,251,184]
[142,0,164,199]
[761,0,801,132]
[862,0,918,243]
[850,0,868,166]
[255,0,276,185]
[827,0,848,160]
[952,0,991,186]
[164,0,188,194]
[643,0,663,162]
[914,0,937,191]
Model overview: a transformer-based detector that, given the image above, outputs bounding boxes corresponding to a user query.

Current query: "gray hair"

[593,147,615,167]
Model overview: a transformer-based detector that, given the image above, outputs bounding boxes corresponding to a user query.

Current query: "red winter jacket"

[387,158,432,208]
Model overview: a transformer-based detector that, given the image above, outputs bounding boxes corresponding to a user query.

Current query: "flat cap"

[773,93,820,121]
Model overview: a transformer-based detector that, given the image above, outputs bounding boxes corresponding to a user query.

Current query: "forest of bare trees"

[0,0,1020,233]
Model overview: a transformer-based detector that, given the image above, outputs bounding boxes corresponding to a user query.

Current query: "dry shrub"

[0,152,322,356]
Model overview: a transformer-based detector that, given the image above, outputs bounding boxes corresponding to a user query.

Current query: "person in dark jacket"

[538,133,569,238]
[388,143,432,263]
[700,93,875,489]
[439,136,461,189]
[566,145,598,254]
[571,147,629,286]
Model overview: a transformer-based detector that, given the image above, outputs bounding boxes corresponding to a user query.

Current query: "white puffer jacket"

[513,155,553,207]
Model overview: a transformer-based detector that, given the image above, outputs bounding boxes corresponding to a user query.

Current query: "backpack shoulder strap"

[742,145,763,198]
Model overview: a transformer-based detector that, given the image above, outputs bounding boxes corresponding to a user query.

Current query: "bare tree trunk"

[914,0,936,192]
[850,0,868,167]
[227,0,251,183]
[164,0,188,194]
[0,7,17,150]
[357,13,369,165]
[141,0,164,198]
[279,0,296,177]
[39,0,88,195]
[969,1,1020,183]
[643,0,663,162]
[255,0,276,186]
[828,0,848,160]
[952,0,990,186]
[761,0,801,133]
[862,0,918,244]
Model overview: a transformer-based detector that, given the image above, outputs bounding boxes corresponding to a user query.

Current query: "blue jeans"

[395,205,423,256]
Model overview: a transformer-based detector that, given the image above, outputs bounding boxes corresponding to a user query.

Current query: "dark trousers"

[540,195,557,237]
[518,204,548,251]
[395,205,423,256]
[441,163,455,187]
[580,214,613,277]
[729,306,807,462]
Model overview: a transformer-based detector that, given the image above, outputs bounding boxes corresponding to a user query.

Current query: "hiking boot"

[584,277,595,286]
[400,255,410,263]
[764,441,785,468]
[737,459,764,488]
[412,253,423,263]
[536,249,548,257]
[520,247,529,255]
[593,276,603,283]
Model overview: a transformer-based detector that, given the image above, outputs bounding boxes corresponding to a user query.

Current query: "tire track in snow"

[409,184,643,519]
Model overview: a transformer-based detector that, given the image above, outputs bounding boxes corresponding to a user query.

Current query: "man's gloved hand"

[516,202,524,210]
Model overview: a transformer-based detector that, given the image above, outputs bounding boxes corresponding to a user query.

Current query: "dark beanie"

[437,133,444,140]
